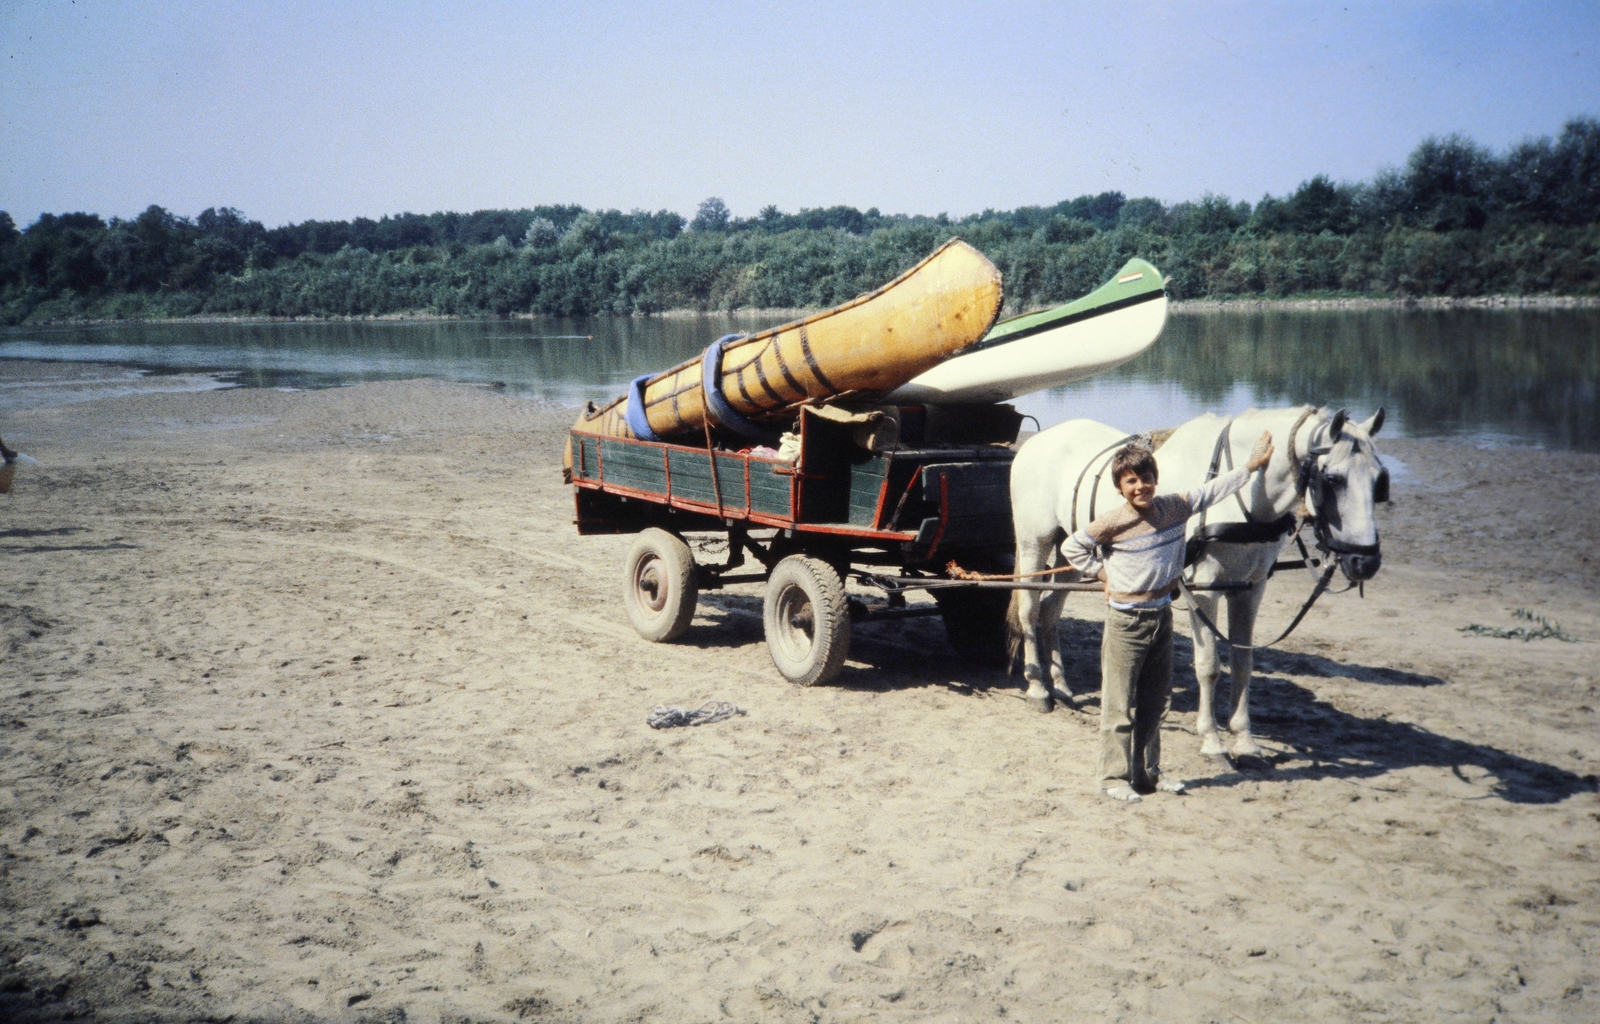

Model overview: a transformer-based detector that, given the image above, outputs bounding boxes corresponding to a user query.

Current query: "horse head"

[1301,408,1387,582]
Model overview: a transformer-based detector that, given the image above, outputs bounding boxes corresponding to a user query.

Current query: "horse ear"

[1329,409,1348,439]
[1360,408,1386,437]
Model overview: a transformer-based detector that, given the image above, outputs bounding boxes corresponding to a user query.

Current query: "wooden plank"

[715,452,750,515]
[847,457,890,527]
[599,437,667,494]
[748,462,794,517]
[667,449,718,506]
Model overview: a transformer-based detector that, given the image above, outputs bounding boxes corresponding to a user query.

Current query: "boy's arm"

[1185,465,1253,514]
[1184,431,1274,514]
[1059,529,1106,580]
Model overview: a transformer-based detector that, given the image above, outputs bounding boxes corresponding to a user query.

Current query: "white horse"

[1007,405,1387,757]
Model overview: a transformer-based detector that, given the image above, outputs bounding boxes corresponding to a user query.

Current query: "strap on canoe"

[624,374,663,442]
[701,334,778,443]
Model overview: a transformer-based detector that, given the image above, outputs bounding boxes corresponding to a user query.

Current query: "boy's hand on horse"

[1246,431,1274,473]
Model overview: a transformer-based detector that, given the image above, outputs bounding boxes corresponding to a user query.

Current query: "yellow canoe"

[571,238,1003,444]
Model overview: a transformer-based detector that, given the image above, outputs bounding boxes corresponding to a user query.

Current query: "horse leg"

[1039,589,1070,697]
[1010,537,1056,712]
[1187,593,1228,757]
[1226,586,1267,758]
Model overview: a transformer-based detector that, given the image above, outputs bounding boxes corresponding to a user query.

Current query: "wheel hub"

[635,557,667,612]
[777,585,815,656]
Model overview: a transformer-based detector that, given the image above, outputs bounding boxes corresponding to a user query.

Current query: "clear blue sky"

[3,1,1596,228]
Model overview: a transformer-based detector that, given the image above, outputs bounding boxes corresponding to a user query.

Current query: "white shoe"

[1154,779,1186,794]
[1102,785,1141,802]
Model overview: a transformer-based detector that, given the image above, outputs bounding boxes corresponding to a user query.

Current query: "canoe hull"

[885,258,1167,405]
[575,238,1004,442]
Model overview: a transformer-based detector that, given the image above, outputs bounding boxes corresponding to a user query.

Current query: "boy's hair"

[1111,442,1157,484]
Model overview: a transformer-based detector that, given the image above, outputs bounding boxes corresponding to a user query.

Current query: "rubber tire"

[763,555,851,686]
[623,528,699,642]
[934,588,1012,666]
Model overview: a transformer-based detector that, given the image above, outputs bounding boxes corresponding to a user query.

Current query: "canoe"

[571,239,1003,443]
[884,258,1167,404]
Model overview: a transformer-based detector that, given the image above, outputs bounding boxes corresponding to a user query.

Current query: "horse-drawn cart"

[570,404,1034,685]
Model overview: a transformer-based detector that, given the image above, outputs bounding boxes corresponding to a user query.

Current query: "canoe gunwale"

[960,287,1166,356]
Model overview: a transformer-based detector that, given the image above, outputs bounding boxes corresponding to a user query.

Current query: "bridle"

[1289,409,1386,560]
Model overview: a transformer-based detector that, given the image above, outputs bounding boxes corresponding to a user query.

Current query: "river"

[3,307,1596,450]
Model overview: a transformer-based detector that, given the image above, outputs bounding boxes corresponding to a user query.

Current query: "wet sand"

[1,367,1597,1022]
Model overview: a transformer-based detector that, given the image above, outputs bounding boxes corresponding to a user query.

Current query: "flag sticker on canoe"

[1118,271,1145,283]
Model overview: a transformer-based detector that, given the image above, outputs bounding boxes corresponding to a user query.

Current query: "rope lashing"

[945,560,1081,582]
[646,700,746,729]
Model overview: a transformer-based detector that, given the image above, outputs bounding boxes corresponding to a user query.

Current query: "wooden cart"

[569,405,1023,685]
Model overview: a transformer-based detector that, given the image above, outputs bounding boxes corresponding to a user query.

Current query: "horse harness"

[1058,409,1383,650]
[1181,406,1388,651]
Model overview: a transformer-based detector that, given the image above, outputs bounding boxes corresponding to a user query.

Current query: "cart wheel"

[934,588,1012,666]
[763,555,851,686]
[623,528,699,642]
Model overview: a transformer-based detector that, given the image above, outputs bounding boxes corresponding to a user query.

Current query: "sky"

[2,1,1597,228]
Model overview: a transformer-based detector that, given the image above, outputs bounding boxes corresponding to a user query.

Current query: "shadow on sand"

[686,595,1593,806]
[0,525,138,554]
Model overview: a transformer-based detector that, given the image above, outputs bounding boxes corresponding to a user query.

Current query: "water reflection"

[2,308,1596,451]
[1022,308,1599,449]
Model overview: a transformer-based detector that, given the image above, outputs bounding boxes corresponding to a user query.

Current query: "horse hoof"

[1232,740,1264,759]
[1028,694,1054,714]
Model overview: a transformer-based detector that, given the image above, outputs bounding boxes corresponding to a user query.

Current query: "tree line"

[1,117,1595,325]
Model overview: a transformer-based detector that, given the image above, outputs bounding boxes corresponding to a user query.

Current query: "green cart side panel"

[666,448,718,506]
[923,461,1014,547]
[574,435,602,481]
[847,455,891,527]
[749,462,793,517]
[714,452,751,514]
[598,438,666,493]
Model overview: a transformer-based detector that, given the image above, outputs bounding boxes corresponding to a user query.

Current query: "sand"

[1,366,1597,1023]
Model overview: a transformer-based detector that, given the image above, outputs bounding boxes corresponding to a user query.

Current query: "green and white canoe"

[885,258,1167,404]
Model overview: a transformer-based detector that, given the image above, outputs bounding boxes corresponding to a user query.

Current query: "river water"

[2,308,1596,451]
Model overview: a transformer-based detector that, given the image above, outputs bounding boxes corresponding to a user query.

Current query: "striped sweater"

[1060,466,1253,607]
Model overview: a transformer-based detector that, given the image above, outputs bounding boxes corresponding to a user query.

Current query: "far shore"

[6,292,1597,328]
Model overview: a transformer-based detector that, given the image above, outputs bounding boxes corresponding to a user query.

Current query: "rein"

[1178,561,1338,653]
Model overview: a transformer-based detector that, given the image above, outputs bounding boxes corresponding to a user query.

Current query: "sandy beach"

[1,366,1597,1023]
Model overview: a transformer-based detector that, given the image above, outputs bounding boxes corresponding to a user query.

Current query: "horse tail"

[1004,586,1025,676]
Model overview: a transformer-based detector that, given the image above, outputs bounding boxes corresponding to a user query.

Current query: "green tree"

[691,197,731,233]
[1403,133,1492,230]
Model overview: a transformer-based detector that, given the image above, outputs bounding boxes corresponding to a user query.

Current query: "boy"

[1061,431,1274,802]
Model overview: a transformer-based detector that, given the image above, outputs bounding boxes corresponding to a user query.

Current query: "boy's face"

[1117,468,1157,510]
